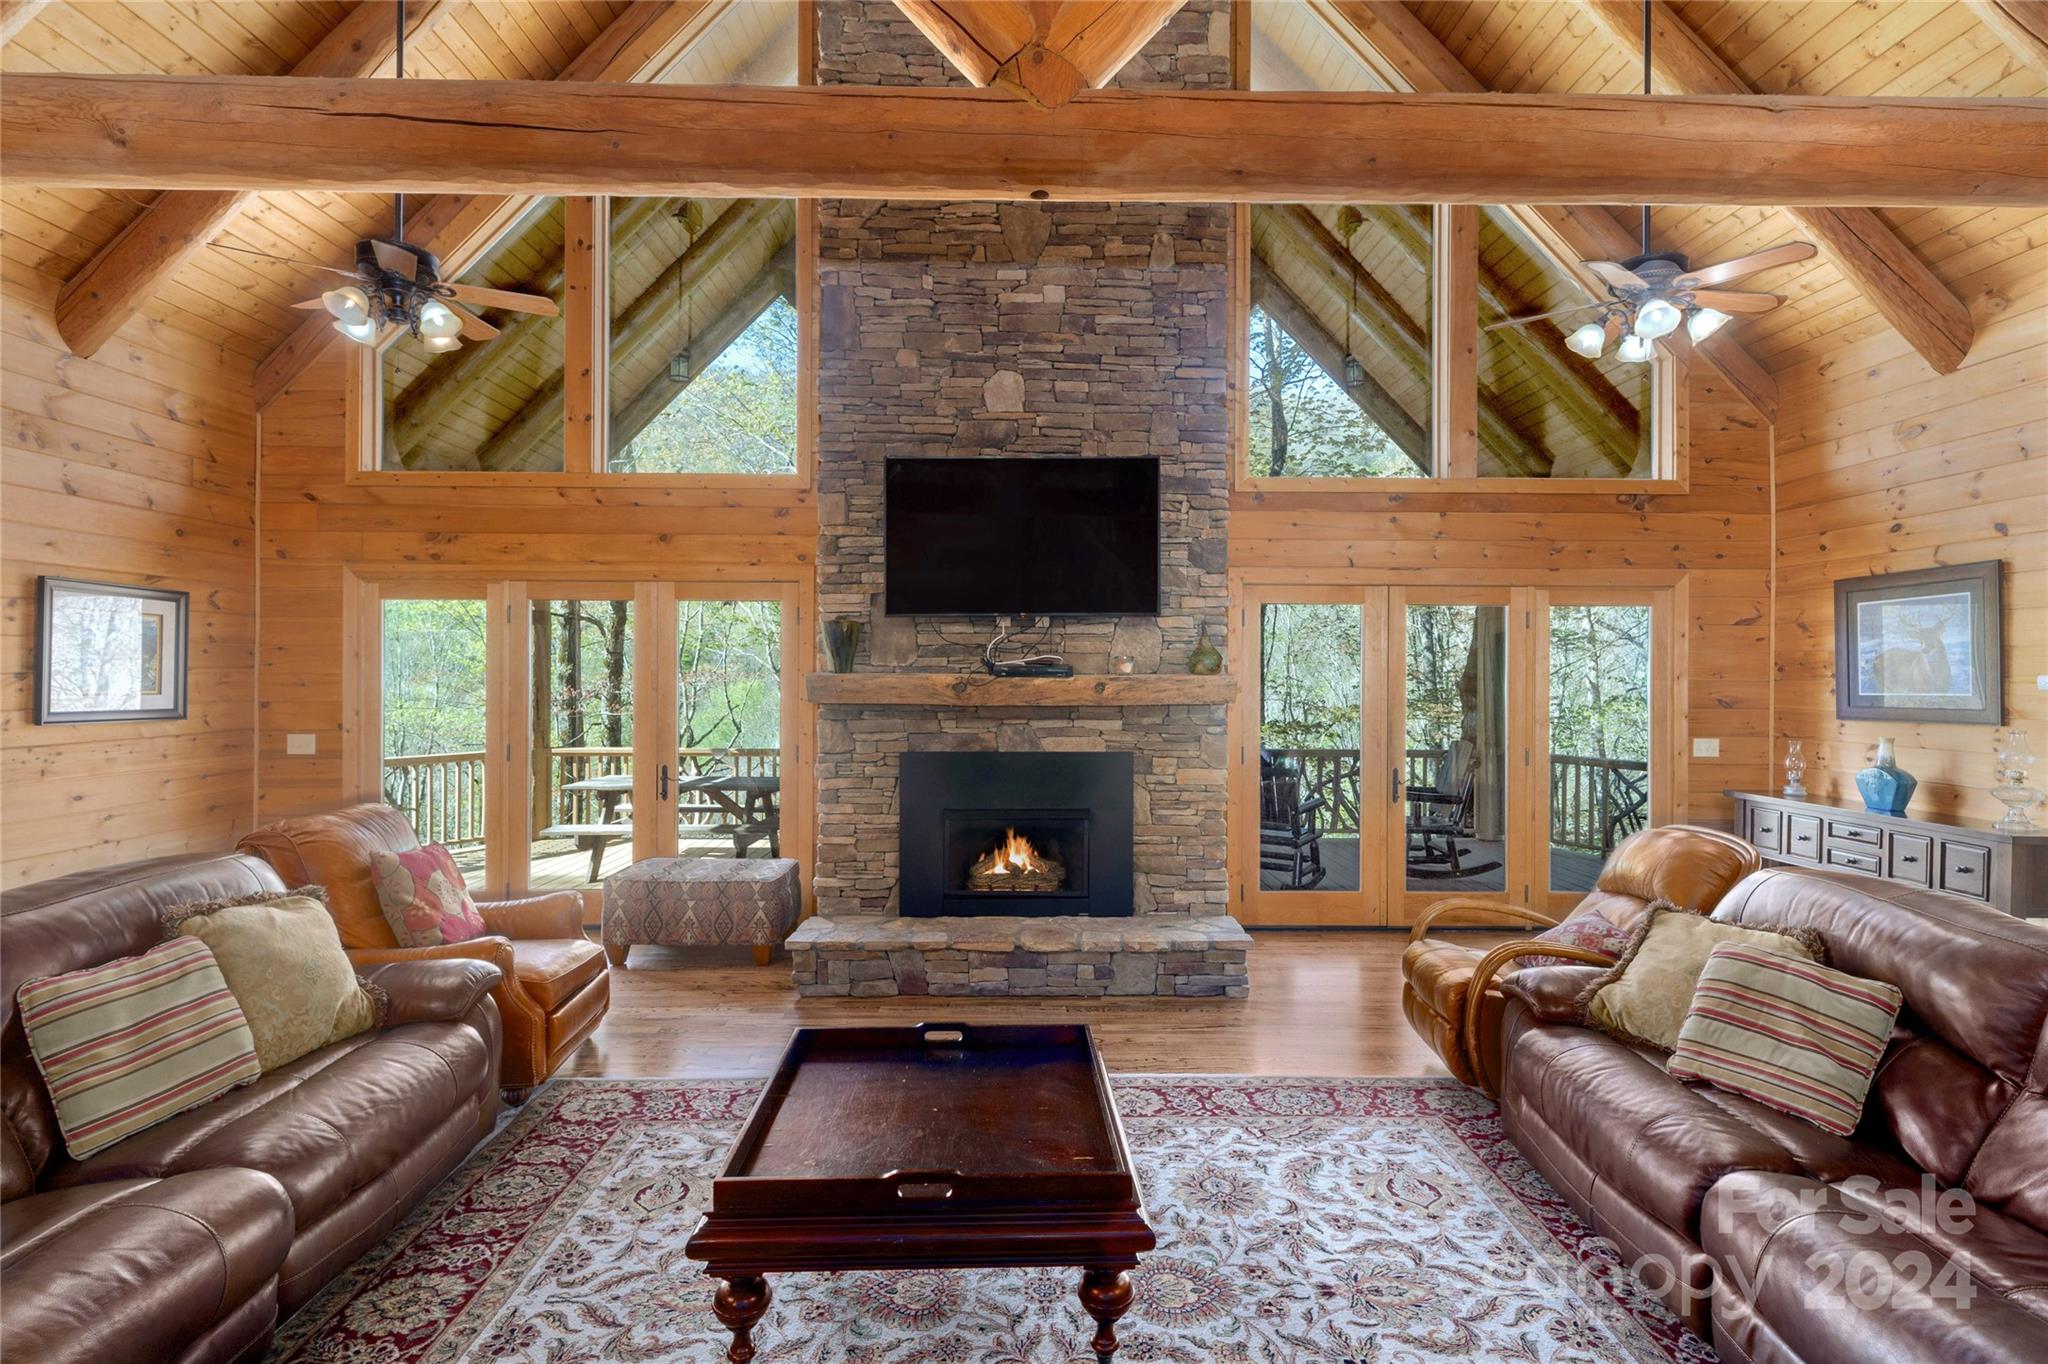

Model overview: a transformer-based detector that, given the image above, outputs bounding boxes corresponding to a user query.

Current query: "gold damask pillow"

[1576,903,1825,1052]
[164,890,382,1070]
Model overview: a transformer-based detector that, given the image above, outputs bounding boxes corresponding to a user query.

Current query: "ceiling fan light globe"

[417,299,463,340]
[421,333,462,354]
[331,316,376,345]
[321,285,371,328]
[1687,307,1731,342]
[1566,322,1608,358]
[1617,334,1655,364]
[1633,298,1683,340]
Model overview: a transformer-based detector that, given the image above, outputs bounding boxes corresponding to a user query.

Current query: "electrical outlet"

[1692,737,1721,759]
[286,733,317,756]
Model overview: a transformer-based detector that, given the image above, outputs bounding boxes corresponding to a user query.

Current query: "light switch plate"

[286,733,317,756]
[1692,737,1721,758]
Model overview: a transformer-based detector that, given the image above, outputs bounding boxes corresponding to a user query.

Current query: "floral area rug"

[268,1077,1714,1363]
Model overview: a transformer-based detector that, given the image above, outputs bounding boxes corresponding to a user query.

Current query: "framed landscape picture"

[1834,561,2002,725]
[35,577,189,724]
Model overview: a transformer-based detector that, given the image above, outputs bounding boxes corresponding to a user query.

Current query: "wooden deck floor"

[563,929,1518,1080]
[1260,838,1602,894]
[450,836,767,891]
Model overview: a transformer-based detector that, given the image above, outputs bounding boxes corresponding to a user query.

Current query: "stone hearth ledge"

[788,915,1251,998]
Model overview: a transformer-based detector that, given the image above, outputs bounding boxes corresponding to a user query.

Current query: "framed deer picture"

[1835,561,2003,725]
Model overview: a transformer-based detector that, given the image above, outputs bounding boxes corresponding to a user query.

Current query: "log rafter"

[893,1,1187,108]
[1575,0,1976,376]
[51,0,457,360]
[1968,1,2048,83]
[250,0,728,408]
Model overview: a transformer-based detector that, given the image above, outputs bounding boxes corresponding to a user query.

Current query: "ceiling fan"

[1489,0,1816,364]
[247,0,558,356]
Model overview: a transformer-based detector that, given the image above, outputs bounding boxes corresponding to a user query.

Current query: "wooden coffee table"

[685,1022,1156,1362]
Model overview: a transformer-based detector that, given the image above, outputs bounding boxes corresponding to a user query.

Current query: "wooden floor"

[1259,838,1602,894]
[560,929,1516,1081]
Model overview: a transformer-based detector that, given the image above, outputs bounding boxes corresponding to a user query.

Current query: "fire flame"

[977,828,1053,877]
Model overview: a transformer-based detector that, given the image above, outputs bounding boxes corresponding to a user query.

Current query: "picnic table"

[541,770,783,882]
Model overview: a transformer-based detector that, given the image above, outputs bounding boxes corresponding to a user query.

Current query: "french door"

[355,572,809,906]
[1233,581,1673,926]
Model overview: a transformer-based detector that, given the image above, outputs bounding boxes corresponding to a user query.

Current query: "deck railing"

[382,746,783,844]
[1266,746,1648,854]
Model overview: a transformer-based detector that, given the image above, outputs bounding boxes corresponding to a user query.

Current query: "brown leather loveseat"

[240,802,609,1100]
[1,852,504,1364]
[1494,867,2048,1360]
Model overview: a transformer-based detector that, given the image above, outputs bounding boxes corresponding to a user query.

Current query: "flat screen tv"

[884,457,1160,617]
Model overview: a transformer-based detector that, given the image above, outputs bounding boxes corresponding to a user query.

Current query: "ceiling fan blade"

[447,301,500,342]
[370,239,418,281]
[443,282,560,316]
[1688,289,1783,315]
[1674,241,1816,290]
[1481,301,1604,333]
[1584,260,1648,291]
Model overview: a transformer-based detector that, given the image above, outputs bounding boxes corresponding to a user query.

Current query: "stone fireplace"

[786,0,1248,999]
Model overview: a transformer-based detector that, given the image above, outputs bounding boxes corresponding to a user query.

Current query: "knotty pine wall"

[1773,226,2046,824]
[1,266,258,889]
[1228,362,1777,832]
[254,351,818,821]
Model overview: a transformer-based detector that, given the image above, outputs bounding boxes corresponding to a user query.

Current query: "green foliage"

[1247,305,1418,480]
[1259,603,1362,751]
[612,297,798,475]
[677,599,782,752]
[382,599,487,759]
[1404,605,1479,754]
[1548,605,1651,762]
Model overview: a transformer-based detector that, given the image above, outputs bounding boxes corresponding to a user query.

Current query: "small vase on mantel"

[1855,738,1918,816]
[1187,625,1223,676]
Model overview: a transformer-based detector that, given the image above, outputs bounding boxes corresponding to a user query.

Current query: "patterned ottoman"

[602,857,801,968]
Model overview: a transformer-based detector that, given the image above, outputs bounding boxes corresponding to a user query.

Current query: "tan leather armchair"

[1399,824,1759,1095]
[239,802,610,1100]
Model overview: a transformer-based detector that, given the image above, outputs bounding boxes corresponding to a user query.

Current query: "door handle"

[658,764,670,801]
[1390,766,1402,803]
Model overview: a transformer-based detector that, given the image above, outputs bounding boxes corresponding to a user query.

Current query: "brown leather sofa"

[1,852,504,1364]
[1494,867,2048,1360]
[1401,823,1759,1091]
[239,803,609,1100]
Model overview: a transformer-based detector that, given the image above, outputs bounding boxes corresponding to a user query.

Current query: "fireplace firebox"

[900,752,1134,918]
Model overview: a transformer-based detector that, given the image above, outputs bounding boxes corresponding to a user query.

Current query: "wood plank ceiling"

[3,0,2041,392]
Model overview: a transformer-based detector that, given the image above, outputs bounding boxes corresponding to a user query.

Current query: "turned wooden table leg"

[1078,1266,1134,1363]
[712,1274,771,1363]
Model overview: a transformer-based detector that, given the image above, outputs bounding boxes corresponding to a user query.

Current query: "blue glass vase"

[1855,738,1917,816]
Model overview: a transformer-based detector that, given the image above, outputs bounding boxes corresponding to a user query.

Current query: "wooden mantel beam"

[1309,0,1780,417]
[52,0,455,359]
[4,75,2040,207]
[1577,0,1977,375]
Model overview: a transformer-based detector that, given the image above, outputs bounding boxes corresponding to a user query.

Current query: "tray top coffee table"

[685,1022,1155,1362]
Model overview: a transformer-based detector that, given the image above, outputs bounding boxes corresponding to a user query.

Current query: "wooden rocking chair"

[1259,750,1328,890]
[1405,739,1503,880]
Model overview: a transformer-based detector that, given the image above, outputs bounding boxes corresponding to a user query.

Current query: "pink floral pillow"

[1516,910,1633,970]
[369,844,487,948]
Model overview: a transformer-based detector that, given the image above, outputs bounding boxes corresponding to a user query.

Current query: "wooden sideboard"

[1725,791,2047,917]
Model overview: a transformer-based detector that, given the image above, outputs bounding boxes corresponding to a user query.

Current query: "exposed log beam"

[7,76,2040,207]
[52,0,455,359]
[0,0,49,46]
[893,2,1186,107]
[1969,1,2048,83]
[388,195,669,456]
[250,0,728,409]
[1260,205,1549,476]
[472,200,785,471]
[1577,0,1976,375]
[1248,255,1431,474]
[1311,0,1777,419]
[611,244,796,461]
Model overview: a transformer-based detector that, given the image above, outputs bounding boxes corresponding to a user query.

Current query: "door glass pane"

[528,598,635,890]
[1549,605,1652,891]
[1247,205,1431,478]
[676,600,784,858]
[381,599,488,890]
[380,198,566,472]
[1259,603,1362,892]
[1405,605,1508,893]
[1478,206,1654,479]
[607,198,799,474]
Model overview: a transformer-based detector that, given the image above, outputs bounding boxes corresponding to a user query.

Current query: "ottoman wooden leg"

[1078,1266,1134,1362]
[752,944,773,967]
[605,943,629,968]
[712,1274,771,1363]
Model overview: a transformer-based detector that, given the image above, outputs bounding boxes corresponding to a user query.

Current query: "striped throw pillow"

[1668,941,1903,1136]
[17,937,262,1159]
